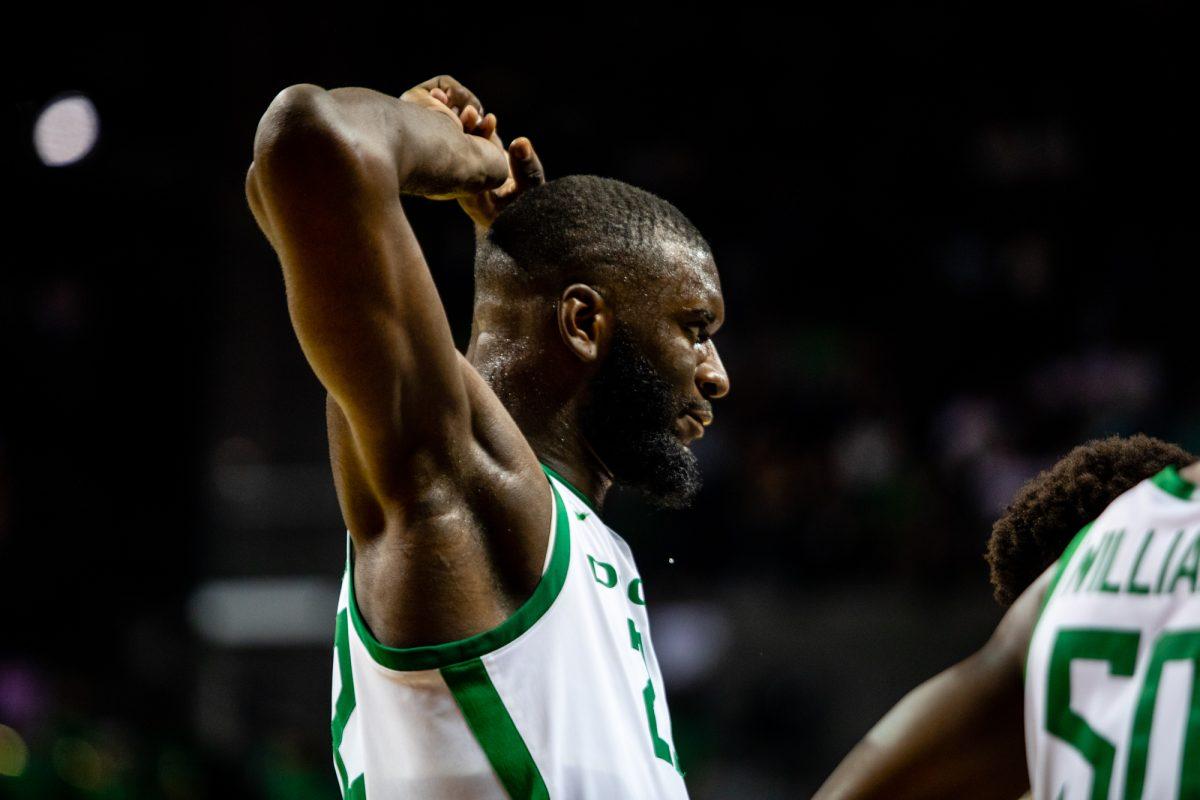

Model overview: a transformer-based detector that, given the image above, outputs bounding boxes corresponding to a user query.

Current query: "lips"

[678,409,712,442]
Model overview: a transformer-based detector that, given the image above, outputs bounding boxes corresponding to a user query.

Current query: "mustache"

[682,401,714,425]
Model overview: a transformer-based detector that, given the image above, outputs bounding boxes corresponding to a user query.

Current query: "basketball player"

[814,435,1198,799]
[245,74,727,798]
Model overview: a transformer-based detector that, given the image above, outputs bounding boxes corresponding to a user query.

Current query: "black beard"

[580,324,702,509]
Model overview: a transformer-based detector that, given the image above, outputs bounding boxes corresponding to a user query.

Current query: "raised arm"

[813,569,1051,800]
[245,80,509,508]
[246,76,558,649]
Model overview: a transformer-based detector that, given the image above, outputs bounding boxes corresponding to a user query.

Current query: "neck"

[1181,462,1200,486]
[496,383,609,510]
[518,400,614,511]
[468,316,613,510]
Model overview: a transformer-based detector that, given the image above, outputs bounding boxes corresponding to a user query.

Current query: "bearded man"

[246,74,729,799]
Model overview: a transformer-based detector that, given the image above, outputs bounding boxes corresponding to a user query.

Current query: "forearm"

[253,83,501,201]
[246,82,486,473]
[815,578,1047,800]
[324,86,482,197]
[815,652,1027,800]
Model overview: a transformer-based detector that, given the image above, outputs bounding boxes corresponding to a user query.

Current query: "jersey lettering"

[1045,627,1199,800]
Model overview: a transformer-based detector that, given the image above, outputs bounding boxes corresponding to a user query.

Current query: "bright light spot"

[652,602,731,689]
[667,557,675,564]
[0,724,29,777]
[189,577,340,646]
[34,95,99,166]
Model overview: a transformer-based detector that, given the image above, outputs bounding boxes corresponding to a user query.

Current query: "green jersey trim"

[1150,465,1197,501]
[442,658,551,800]
[1024,521,1095,680]
[346,471,571,671]
[539,462,599,513]
[332,609,366,798]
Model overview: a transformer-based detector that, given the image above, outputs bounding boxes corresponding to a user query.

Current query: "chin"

[610,433,702,511]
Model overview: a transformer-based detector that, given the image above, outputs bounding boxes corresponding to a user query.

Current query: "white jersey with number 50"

[1025,466,1199,800]
[329,465,689,799]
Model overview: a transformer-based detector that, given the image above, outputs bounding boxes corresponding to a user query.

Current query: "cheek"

[661,340,700,391]
[632,321,696,392]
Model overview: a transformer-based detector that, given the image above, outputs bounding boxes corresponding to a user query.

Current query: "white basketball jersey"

[1025,466,1199,800]
[329,464,689,799]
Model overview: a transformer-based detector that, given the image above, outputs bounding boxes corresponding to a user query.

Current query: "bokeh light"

[33,94,100,166]
[0,724,29,777]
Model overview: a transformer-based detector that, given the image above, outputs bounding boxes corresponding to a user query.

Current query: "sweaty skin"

[245,76,728,652]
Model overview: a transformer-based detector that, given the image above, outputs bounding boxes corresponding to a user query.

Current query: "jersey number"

[1046,628,1199,800]
[628,618,681,773]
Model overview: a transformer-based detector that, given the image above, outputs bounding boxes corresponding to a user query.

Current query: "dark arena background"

[5,6,1196,798]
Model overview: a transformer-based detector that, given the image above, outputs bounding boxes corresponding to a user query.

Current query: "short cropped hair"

[475,175,707,289]
[986,434,1196,607]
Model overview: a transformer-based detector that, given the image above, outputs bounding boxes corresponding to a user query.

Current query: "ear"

[557,283,610,363]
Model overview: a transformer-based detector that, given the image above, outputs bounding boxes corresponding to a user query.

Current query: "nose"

[696,343,730,400]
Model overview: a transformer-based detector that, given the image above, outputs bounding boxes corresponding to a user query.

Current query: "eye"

[685,323,710,344]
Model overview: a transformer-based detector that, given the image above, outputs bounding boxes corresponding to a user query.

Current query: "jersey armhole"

[345,472,571,671]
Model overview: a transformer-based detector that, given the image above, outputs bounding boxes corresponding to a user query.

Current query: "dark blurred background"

[5,5,1197,798]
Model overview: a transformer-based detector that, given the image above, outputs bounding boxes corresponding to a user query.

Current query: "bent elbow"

[253,83,336,162]
[250,84,399,216]
[273,82,327,111]
[251,83,385,203]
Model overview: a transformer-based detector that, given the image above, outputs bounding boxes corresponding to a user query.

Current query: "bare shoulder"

[984,566,1055,672]
[329,353,553,649]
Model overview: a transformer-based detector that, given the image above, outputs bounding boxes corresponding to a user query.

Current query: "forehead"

[648,238,724,319]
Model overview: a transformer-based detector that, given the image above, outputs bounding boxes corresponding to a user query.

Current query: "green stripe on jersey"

[332,609,366,798]
[347,472,571,671]
[442,658,550,800]
[1041,522,1096,615]
[539,463,598,513]
[1024,521,1095,679]
[1151,465,1197,501]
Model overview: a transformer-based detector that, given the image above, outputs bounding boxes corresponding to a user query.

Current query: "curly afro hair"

[986,434,1195,607]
